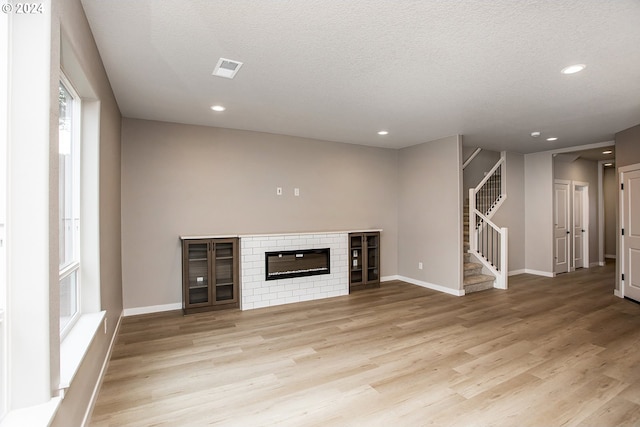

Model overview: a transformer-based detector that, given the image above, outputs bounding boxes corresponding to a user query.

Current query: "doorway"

[572,182,589,270]
[620,164,640,302]
[554,179,590,274]
[554,180,570,274]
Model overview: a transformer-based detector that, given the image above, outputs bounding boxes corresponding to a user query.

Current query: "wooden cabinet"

[182,237,239,314]
[349,232,380,291]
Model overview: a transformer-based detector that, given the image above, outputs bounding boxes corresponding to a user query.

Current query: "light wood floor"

[90,262,640,427]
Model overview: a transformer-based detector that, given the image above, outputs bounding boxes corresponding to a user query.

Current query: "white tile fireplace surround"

[240,232,351,310]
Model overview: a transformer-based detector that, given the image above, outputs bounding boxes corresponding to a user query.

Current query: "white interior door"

[622,168,640,302]
[554,181,570,274]
[572,184,589,269]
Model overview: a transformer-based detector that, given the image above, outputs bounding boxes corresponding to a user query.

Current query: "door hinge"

[622,273,625,281]
[621,183,624,190]
[622,228,625,236]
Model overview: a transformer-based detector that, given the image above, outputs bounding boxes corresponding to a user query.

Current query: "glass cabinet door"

[366,233,379,282]
[186,241,210,305]
[350,234,363,285]
[214,241,237,303]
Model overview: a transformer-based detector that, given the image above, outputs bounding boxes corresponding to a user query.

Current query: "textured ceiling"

[80,0,640,153]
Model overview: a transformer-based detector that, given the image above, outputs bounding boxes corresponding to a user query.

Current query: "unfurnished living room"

[2,1,640,426]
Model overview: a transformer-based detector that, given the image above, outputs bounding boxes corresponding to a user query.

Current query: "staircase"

[463,200,495,293]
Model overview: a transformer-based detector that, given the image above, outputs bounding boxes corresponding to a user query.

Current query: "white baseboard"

[523,269,555,278]
[614,289,623,298]
[605,254,617,259]
[397,275,465,296]
[381,275,401,282]
[123,302,182,317]
[508,269,526,276]
[81,310,123,427]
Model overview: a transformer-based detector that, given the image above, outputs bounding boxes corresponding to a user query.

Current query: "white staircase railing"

[468,152,508,289]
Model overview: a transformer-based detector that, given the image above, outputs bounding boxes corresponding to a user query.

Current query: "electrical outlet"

[418,262,423,270]
[276,187,283,196]
[294,188,300,196]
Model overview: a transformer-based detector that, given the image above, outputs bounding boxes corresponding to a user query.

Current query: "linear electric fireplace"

[265,248,330,281]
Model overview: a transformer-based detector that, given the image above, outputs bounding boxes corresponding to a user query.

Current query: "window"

[58,77,81,335]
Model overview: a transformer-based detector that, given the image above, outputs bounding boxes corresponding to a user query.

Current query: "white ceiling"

[80,0,640,153]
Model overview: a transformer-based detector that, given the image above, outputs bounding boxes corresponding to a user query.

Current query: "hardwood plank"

[89,261,640,427]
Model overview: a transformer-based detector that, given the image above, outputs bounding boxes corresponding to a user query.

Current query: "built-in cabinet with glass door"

[182,237,239,314]
[349,232,380,292]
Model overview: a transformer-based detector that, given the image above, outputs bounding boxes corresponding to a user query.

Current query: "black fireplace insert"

[265,248,330,281]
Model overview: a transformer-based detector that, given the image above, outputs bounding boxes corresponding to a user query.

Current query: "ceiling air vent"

[212,58,243,79]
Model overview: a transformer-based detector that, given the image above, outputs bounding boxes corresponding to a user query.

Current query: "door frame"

[619,162,640,299]
[554,179,571,274]
[571,181,589,270]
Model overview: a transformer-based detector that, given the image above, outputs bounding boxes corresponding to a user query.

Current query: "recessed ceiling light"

[377,130,389,136]
[604,163,613,167]
[210,105,226,112]
[546,137,558,141]
[531,131,541,138]
[561,64,586,74]
[602,150,613,154]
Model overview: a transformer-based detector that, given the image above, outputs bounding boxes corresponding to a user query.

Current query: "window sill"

[60,311,106,390]
[0,313,105,427]
[0,397,61,427]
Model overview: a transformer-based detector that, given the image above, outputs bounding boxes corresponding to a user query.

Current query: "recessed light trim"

[531,131,541,138]
[602,150,613,154]
[604,163,613,167]
[546,137,558,141]
[561,64,586,74]
[377,130,389,136]
[210,105,226,112]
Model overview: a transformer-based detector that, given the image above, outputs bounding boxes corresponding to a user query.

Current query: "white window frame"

[58,74,82,339]
[0,7,9,421]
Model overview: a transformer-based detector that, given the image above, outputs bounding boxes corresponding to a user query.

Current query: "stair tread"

[463,262,482,271]
[463,274,495,285]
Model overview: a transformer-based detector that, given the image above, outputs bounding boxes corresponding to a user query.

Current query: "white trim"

[396,275,465,296]
[80,311,123,427]
[619,163,640,300]
[524,269,555,277]
[605,254,617,259]
[508,269,526,276]
[614,289,623,298]
[0,397,62,427]
[598,161,606,265]
[123,303,182,317]
[59,311,106,390]
[381,275,400,282]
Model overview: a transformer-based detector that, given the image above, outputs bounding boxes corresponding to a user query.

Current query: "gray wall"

[553,157,599,266]
[604,167,617,257]
[524,151,554,274]
[463,149,500,195]
[491,152,525,273]
[51,0,123,425]
[616,123,640,168]
[121,119,400,310]
[398,136,463,292]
